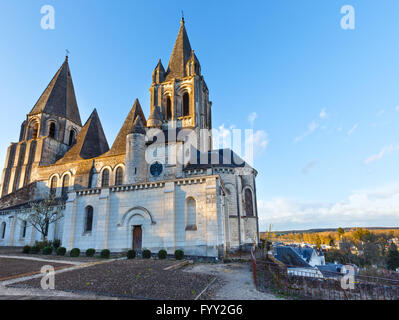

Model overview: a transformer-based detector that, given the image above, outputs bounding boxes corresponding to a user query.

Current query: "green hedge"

[175,249,184,260]
[101,249,110,259]
[56,247,66,256]
[142,249,151,259]
[86,248,96,257]
[127,250,136,259]
[30,245,40,254]
[70,248,80,257]
[158,249,167,259]
[42,246,53,255]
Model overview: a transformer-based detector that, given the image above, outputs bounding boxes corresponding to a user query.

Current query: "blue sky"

[1,0,399,231]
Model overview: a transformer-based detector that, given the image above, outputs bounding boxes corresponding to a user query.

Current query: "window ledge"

[82,231,92,236]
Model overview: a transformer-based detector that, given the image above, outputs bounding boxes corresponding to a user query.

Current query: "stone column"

[62,191,77,250]
[8,214,17,246]
[94,188,110,250]
[163,182,175,251]
[205,176,218,257]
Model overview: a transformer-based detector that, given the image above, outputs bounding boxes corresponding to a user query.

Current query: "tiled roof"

[165,18,193,81]
[106,99,146,156]
[29,57,82,126]
[58,109,109,162]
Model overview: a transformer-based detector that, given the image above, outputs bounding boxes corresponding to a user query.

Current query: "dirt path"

[185,262,283,300]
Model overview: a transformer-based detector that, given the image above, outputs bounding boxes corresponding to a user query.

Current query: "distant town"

[260,227,399,279]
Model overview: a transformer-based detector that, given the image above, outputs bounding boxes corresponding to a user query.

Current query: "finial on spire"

[181,10,185,25]
[65,49,70,61]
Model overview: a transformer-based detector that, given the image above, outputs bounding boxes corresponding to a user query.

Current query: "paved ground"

[185,262,282,300]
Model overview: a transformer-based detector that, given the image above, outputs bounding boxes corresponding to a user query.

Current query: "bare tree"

[19,194,63,240]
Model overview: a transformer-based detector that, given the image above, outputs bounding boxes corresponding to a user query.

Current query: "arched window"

[21,220,27,239]
[183,92,190,116]
[50,176,58,196]
[244,188,254,217]
[115,167,123,186]
[1,222,6,239]
[62,175,70,198]
[32,123,39,140]
[166,96,172,120]
[68,129,76,146]
[85,206,93,232]
[101,169,110,187]
[48,122,56,138]
[186,198,197,229]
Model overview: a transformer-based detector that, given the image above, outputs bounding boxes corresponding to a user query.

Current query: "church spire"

[28,57,82,126]
[165,18,193,81]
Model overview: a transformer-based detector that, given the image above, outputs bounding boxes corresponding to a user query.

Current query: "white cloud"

[301,160,317,174]
[364,144,399,164]
[248,130,269,150]
[294,109,327,143]
[257,183,399,231]
[248,112,258,126]
[319,109,327,119]
[347,123,358,136]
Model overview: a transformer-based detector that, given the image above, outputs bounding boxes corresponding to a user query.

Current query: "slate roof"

[184,148,252,170]
[29,56,82,126]
[316,264,343,278]
[129,115,146,135]
[274,246,312,268]
[165,18,193,81]
[106,99,147,156]
[58,109,109,162]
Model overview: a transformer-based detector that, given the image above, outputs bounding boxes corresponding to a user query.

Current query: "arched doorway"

[132,225,142,250]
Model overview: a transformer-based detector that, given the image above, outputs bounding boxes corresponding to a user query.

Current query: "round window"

[150,162,163,177]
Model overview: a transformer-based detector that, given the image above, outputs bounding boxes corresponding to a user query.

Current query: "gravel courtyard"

[9,259,215,300]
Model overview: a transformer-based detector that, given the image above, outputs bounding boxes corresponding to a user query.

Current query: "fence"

[250,247,399,300]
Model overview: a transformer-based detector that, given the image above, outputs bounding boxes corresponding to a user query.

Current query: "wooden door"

[132,226,142,250]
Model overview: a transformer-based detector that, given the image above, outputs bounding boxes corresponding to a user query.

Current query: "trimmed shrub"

[70,248,80,257]
[158,249,167,259]
[22,245,31,254]
[30,245,40,254]
[56,247,66,256]
[101,249,110,259]
[86,248,96,257]
[127,250,136,259]
[175,249,184,260]
[42,246,53,255]
[142,249,151,259]
[35,240,49,250]
[53,239,61,249]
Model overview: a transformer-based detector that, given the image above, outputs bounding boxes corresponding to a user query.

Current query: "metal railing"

[251,247,399,300]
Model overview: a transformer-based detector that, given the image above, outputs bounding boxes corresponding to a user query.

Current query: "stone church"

[0,19,259,258]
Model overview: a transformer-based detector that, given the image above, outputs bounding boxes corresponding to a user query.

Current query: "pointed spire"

[106,99,147,156]
[147,106,163,128]
[130,115,146,134]
[165,19,193,81]
[29,57,82,126]
[152,59,165,84]
[58,109,109,162]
